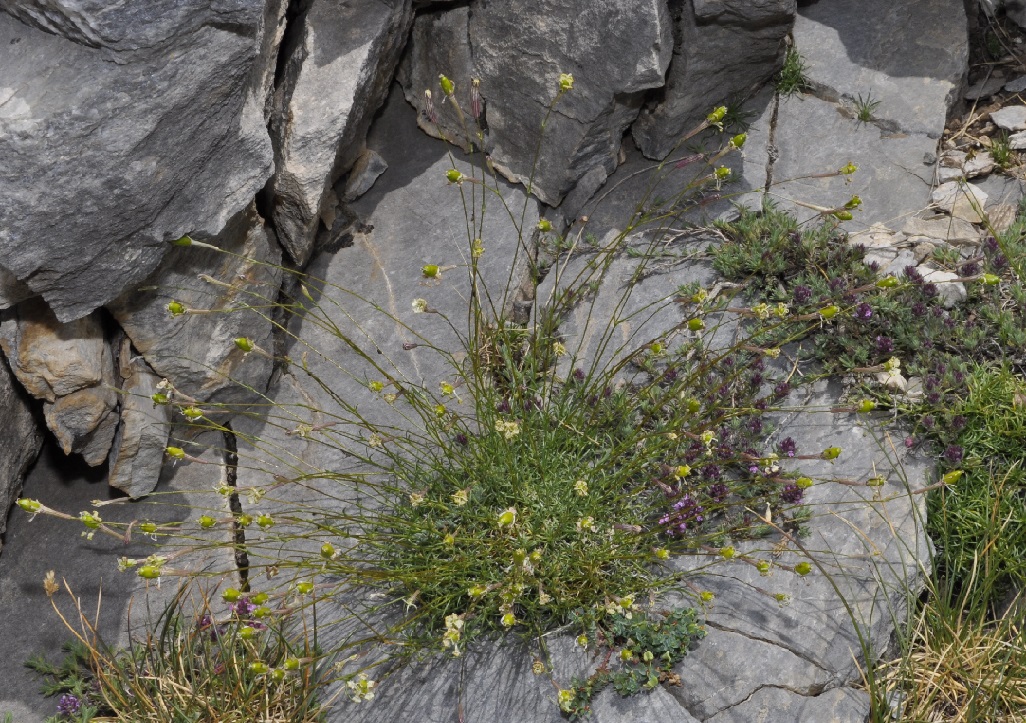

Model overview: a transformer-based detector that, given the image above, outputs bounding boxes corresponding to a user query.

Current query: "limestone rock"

[987,202,1018,234]
[0,267,33,311]
[399,0,673,205]
[964,76,1005,101]
[632,0,795,159]
[901,215,980,244]
[963,151,995,178]
[0,355,42,556]
[991,105,1026,132]
[791,0,967,139]
[107,344,171,498]
[920,266,967,308]
[931,181,988,223]
[42,340,119,466]
[0,299,106,402]
[1009,130,1026,150]
[704,686,870,723]
[270,0,413,265]
[108,204,282,406]
[1005,75,1026,93]
[0,2,285,322]
[343,149,389,202]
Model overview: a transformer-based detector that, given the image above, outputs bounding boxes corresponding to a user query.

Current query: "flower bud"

[558,73,574,92]
[321,543,336,559]
[942,470,963,485]
[688,318,705,331]
[756,560,771,575]
[137,565,161,579]
[166,301,185,316]
[981,273,1000,285]
[438,74,455,96]
[700,591,715,602]
[821,447,842,460]
[182,406,203,420]
[819,305,840,319]
[858,399,877,413]
[199,515,216,529]
[296,581,314,595]
[844,195,862,209]
[17,498,41,514]
[422,264,439,278]
[140,522,157,534]
[79,511,101,529]
[730,133,747,149]
[720,546,735,560]
[256,514,274,529]
[838,162,858,175]
[497,507,517,528]
[171,235,193,247]
[222,588,241,602]
[234,337,254,352]
[876,276,900,289]
[795,562,812,576]
[537,219,552,232]
[248,662,269,675]
[833,210,853,221]
[714,166,732,180]
[707,106,727,124]
[151,393,169,405]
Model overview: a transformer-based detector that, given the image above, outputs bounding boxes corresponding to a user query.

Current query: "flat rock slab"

[771,94,936,229]
[794,0,967,140]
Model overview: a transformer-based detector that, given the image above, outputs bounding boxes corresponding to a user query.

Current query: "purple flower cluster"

[778,437,797,458]
[792,285,812,304]
[659,494,705,536]
[780,485,804,505]
[853,302,873,320]
[57,694,81,717]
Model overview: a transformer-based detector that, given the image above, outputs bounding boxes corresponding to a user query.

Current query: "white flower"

[412,298,428,314]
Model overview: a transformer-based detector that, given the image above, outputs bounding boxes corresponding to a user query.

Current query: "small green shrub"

[776,47,810,96]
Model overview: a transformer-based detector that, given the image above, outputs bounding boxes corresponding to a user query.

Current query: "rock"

[399,0,673,205]
[0,2,285,322]
[931,181,988,223]
[108,204,282,406]
[43,353,119,467]
[343,149,389,202]
[772,94,936,227]
[0,267,33,311]
[913,241,937,263]
[879,249,918,278]
[0,299,107,402]
[107,343,171,498]
[0,355,43,556]
[1005,75,1026,93]
[704,686,870,723]
[986,202,1018,234]
[901,215,980,244]
[938,165,964,183]
[270,0,413,265]
[964,76,1005,101]
[963,151,995,178]
[863,248,898,271]
[920,266,967,308]
[632,0,795,159]
[791,0,967,139]
[1009,130,1026,149]
[849,223,904,249]
[991,105,1026,132]
[1007,1,1026,29]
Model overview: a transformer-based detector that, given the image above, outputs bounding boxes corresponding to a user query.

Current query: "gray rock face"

[107,339,171,498]
[399,0,673,205]
[270,0,413,265]
[108,204,282,406]
[0,355,42,556]
[632,0,795,160]
[792,0,967,140]
[0,1,284,322]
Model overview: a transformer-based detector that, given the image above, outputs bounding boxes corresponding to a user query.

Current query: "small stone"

[930,181,988,223]
[849,224,902,249]
[863,249,898,271]
[919,266,967,308]
[881,250,918,278]
[937,166,963,183]
[986,203,1018,234]
[343,149,389,202]
[991,106,1026,132]
[904,377,924,400]
[963,152,995,178]
[938,150,966,168]
[1005,75,1026,94]
[902,215,980,244]
[912,241,936,263]
[1008,130,1026,150]
[965,76,1005,101]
